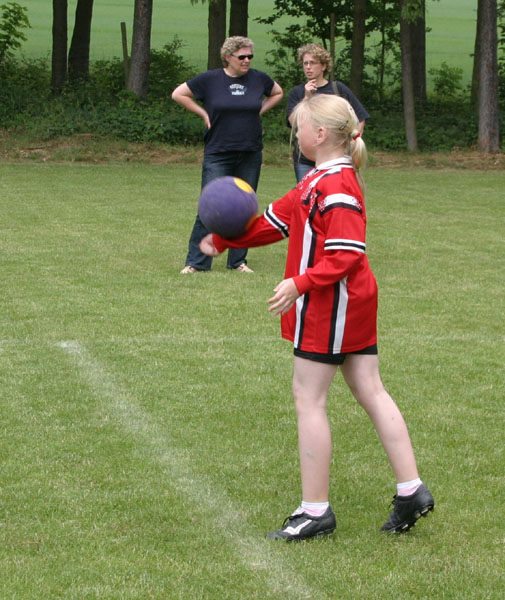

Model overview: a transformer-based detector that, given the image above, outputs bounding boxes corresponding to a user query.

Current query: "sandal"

[180,265,200,274]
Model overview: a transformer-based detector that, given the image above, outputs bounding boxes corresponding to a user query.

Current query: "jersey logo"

[228,83,247,95]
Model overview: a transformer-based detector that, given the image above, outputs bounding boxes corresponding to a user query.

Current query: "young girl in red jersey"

[200,94,434,540]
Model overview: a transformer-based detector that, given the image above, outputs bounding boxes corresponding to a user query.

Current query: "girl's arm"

[201,188,298,254]
[206,213,285,255]
[199,215,284,257]
[293,249,364,295]
[293,201,367,294]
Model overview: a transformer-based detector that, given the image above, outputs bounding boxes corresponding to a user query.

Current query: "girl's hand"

[268,278,300,316]
[199,234,220,256]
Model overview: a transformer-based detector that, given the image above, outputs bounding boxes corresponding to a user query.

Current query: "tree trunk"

[377,0,388,103]
[127,0,153,100]
[477,0,500,152]
[471,0,483,107]
[350,0,366,98]
[399,0,418,152]
[51,0,68,95]
[409,0,426,103]
[229,0,248,36]
[68,0,94,82]
[208,0,226,70]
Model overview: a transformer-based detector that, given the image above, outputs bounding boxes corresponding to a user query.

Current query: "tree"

[127,0,153,100]
[198,0,249,70]
[258,1,354,51]
[207,0,226,69]
[471,1,482,106]
[229,0,248,36]
[0,1,30,65]
[477,0,500,152]
[51,0,67,94]
[68,0,94,81]
[259,0,403,97]
[399,0,418,151]
[350,0,366,98]
[409,0,426,103]
[366,1,400,102]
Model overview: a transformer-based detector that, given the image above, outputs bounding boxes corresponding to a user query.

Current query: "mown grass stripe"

[58,339,325,600]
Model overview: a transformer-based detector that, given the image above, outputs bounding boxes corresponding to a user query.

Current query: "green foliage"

[148,37,197,101]
[0,1,29,64]
[429,61,464,101]
[261,25,308,91]
[364,1,402,103]
[0,38,202,144]
[256,0,355,90]
[365,100,479,151]
[94,94,202,144]
[259,0,402,106]
[0,21,498,152]
[257,0,354,46]
[0,56,48,122]
[0,51,487,150]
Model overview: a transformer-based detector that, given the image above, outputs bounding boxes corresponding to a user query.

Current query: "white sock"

[301,501,329,517]
[397,478,422,497]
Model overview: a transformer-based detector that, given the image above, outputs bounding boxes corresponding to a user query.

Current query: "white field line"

[58,340,325,600]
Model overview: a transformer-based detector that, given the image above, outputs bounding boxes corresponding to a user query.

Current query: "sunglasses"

[232,53,254,60]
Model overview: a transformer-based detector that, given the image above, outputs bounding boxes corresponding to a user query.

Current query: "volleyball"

[198,176,258,239]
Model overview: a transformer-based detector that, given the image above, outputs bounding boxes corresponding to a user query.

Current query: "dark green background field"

[19,0,478,85]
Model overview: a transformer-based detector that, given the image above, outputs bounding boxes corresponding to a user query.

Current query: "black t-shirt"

[286,81,370,165]
[187,68,275,155]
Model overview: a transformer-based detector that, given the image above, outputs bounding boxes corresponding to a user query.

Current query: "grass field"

[17,0,478,83]
[1,160,505,599]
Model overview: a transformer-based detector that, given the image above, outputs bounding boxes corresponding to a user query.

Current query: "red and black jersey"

[213,156,378,355]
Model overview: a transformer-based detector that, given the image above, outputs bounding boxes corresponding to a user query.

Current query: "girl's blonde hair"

[220,36,255,66]
[292,94,367,176]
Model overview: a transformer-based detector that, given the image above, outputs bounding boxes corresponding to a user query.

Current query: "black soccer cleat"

[266,506,336,542]
[380,483,434,533]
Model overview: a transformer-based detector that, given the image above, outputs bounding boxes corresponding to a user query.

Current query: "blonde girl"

[201,95,434,540]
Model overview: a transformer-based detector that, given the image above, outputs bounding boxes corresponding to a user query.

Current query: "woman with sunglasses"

[173,36,283,274]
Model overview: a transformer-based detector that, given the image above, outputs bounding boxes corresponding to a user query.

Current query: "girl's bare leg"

[340,353,419,483]
[292,356,338,502]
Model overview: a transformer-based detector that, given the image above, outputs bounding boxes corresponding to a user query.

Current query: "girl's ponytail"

[350,128,367,172]
[292,95,368,193]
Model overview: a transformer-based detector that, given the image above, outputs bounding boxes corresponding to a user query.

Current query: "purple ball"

[198,176,259,239]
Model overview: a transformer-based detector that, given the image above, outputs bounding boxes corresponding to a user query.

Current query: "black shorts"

[293,344,378,365]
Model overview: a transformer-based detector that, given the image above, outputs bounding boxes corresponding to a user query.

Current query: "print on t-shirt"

[229,83,247,96]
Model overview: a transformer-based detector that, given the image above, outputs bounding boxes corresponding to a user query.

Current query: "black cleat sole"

[389,503,434,533]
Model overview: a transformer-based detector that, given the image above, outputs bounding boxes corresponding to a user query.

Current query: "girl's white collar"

[315,155,352,171]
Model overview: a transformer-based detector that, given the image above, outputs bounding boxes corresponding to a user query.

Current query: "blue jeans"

[294,161,314,183]
[185,150,263,270]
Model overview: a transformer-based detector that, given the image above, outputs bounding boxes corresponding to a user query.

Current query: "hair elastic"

[352,132,361,141]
